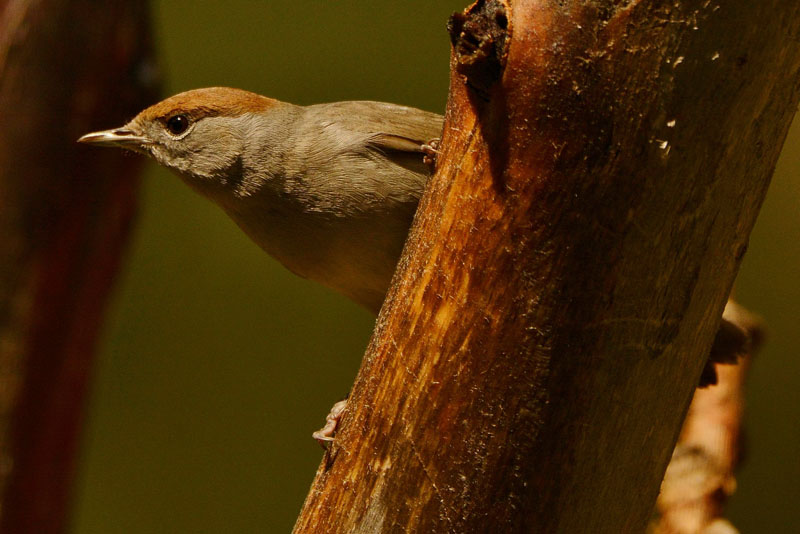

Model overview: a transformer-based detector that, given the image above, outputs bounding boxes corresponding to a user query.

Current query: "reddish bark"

[0,2,157,532]
[294,1,800,532]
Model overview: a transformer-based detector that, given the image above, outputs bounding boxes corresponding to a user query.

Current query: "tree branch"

[652,300,764,534]
[294,1,800,532]
[0,2,157,531]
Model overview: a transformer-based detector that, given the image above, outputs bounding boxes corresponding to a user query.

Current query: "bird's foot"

[312,399,348,449]
[699,300,764,387]
[422,138,441,171]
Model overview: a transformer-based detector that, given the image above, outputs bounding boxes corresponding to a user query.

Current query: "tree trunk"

[0,2,157,532]
[294,1,800,533]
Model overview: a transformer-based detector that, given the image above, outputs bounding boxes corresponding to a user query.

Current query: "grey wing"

[306,101,444,175]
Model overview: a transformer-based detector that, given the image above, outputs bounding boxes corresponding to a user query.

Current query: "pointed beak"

[77,127,150,150]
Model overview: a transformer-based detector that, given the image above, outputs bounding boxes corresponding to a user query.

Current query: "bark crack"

[408,435,456,531]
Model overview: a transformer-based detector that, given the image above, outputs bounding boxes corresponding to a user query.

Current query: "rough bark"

[294,0,800,533]
[0,2,157,532]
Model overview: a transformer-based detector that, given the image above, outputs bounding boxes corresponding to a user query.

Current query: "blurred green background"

[70,1,799,533]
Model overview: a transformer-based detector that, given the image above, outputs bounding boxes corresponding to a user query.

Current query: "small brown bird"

[80,87,746,443]
[79,87,443,314]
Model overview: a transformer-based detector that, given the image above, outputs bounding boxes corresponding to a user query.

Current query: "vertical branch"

[294,1,800,533]
[0,2,158,532]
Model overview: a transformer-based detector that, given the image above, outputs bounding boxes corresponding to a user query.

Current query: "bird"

[79,87,443,315]
[79,87,748,443]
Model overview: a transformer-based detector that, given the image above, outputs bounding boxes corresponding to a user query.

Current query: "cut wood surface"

[294,1,800,533]
[0,2,157,532]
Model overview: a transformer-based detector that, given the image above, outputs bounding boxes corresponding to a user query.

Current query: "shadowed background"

[70,2,799,532]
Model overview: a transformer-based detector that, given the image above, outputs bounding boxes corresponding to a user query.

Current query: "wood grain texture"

[294,0,800,532]
[0,2,157,532]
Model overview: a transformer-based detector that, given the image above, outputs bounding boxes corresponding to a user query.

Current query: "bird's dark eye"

[165,114,190,135]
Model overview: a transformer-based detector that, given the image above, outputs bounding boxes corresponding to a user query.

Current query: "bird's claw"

[422,138,441,171]
[312,399,348,449]
[699,300,764,387]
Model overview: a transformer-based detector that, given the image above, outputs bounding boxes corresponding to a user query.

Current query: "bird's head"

[79,87,283,193]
